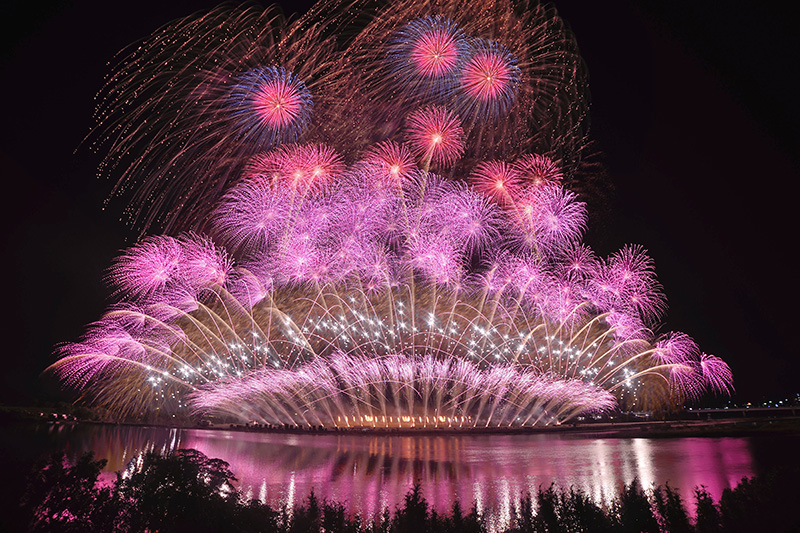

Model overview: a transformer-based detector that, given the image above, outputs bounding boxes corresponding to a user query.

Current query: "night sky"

[1,0,797,405]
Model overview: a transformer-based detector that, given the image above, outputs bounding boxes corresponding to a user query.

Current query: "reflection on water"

[37,423,768,529]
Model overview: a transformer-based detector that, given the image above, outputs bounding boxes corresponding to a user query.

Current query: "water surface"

[11,423,798,529]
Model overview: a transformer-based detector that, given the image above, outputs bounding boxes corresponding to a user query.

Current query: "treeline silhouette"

[18,449,800,532]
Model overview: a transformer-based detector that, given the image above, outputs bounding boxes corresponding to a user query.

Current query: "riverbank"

[8,408,799,439]
[216,415,800,438]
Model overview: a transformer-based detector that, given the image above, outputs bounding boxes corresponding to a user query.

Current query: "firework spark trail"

[51,0,732,427]
[90,4,342,234]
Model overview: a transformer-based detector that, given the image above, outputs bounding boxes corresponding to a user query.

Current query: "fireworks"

[51,0,732,428]
[229,67,313,146]
[405,106,466,168]
[514,154,563,188]
[459,40,521,117]
[469,161,522,206]
[388,16,467,97]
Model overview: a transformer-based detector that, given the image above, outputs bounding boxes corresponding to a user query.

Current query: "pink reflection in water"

[182,431,754,529]
[53,425,757,530]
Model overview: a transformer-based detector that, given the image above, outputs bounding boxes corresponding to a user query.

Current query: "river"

[4,421,798,530]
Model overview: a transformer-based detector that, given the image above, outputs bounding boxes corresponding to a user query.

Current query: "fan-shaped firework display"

[51,0,732,428]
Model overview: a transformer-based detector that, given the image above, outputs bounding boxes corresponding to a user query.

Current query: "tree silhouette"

[21,452,118,532]
[115,449,239,533]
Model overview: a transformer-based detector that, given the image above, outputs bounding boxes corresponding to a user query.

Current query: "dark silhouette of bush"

[507,485,613,532]
[652,484,692,533]
[511,492,537,532]
[532,484,559,532]
[718,469,800,533]
[235,498,283,533]
[612,478,659,532]
[288,491,322,533]
[322,498,364,533]
[443,500,484,533]
[20,451,120,532]
[559,486,614,532]
[389,484,486,533]
[392,483,429,533]
[694,486,722,533]
[369,508,392,533]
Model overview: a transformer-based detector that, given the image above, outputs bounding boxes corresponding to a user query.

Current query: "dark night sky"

[0,0,797,405]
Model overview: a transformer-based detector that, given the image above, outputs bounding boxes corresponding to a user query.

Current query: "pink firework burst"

[511,185,587,255]
[460,40,520,117]
[256,143,345,194]
[700,353,734,395]
[178,233,232,292]
[353,247,395,294]
[212,177,290,255]
[409,20,462,78]
[242,153,280,180]
[276,233,322,284]
[405,106,465,168]
[229,66,313,147]
[599,245,666,326]
[253,79,302,129]
[555,242,599,284]
[514,154,563,189]
[442,187,503,255]
[604,311,649,343]
[469,160,523,206]
[652,332,699,366]
[496,254,548,305]
[387,16,467,100]
[245,67,311,133]
[108,235,183,302]
[225,267,272,309]
[408,233,463,286]
[533,186,587,251]
[362,141,417,189]
[548,279,591,326]
[55,319,141,389]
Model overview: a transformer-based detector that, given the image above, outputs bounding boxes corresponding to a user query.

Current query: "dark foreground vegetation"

[17,449,800,533]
